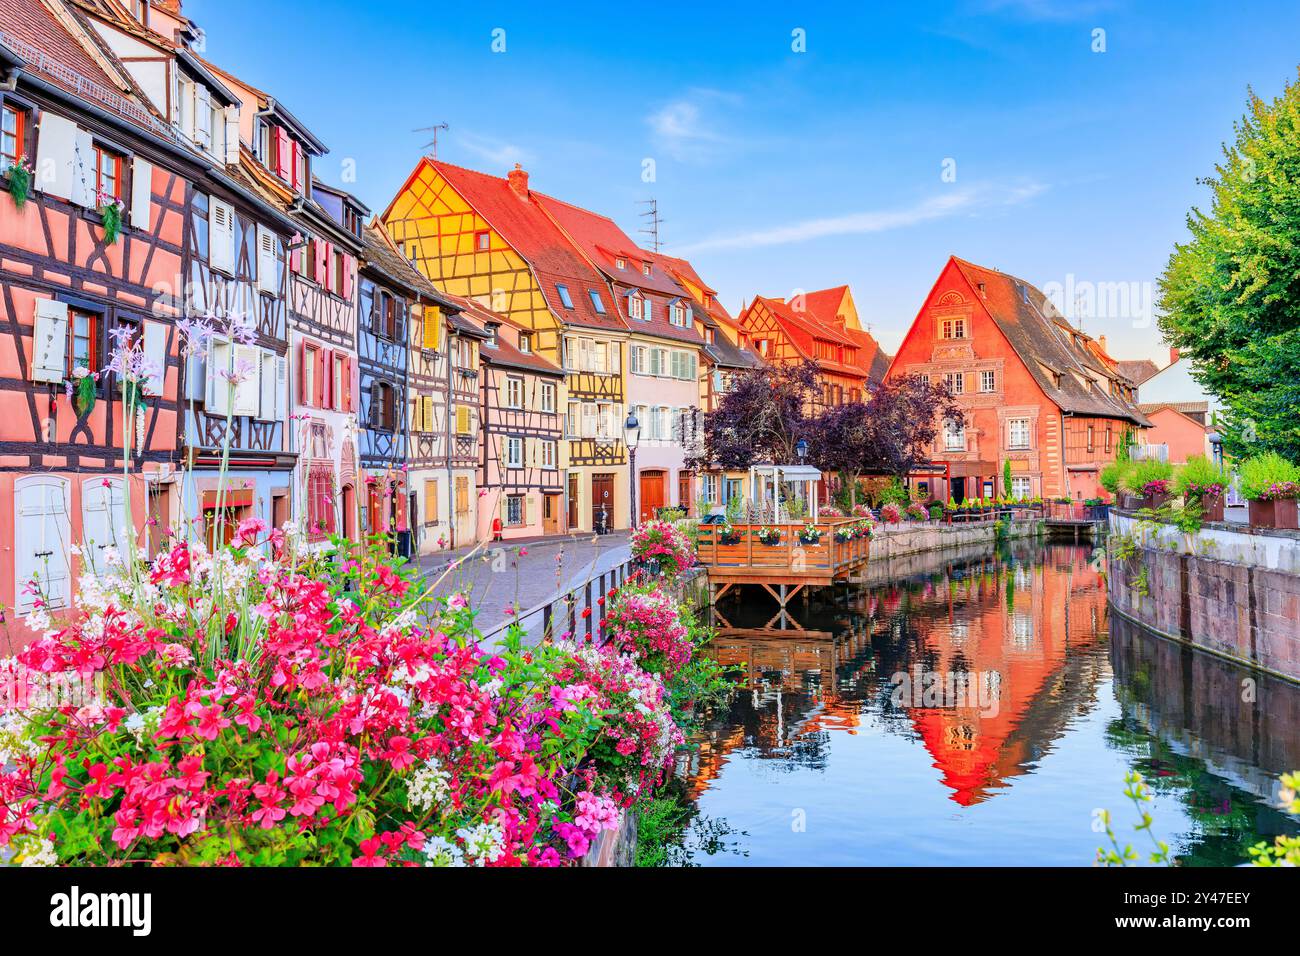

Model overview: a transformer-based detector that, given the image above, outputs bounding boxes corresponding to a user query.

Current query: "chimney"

[1169,346,1180,366]
[507,163,529,198]
[1098,334,1107,353]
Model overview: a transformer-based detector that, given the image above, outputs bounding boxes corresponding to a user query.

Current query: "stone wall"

[846,518,1043,586]
[1108,511,1300,684]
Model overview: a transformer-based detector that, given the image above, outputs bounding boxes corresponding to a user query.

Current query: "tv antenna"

[413,123,449,159]
[637,198,663,252]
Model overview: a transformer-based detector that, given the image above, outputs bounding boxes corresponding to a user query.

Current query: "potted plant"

[5,155,34,209]
[928,502,944,520]
[833,525,855,543]
[1174,455,1229,523]
[1240,452,1300,529]
[880,502,902,524]
[718,523,743,546]
[905,502,928,522]
[1123,459,1174,510]
[797,522,821,545]
[755,526,782,546]
[97,191,126,246]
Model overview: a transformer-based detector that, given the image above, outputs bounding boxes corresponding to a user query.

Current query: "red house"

[887,257,1149,503]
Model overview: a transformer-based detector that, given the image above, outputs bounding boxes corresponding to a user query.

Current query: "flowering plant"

[629,520,695,580]
[880,503,902,524]
[69,365,97,416]
[717,523,742,545]
[1261,481,1300,501]
[98,191,126,245]
[1141,479,1171,496]
[833,525,855,542]
[6,155,34,209]
[755,526,782,545]
[0,527,697,867]
[851,504,873,518]
[797,522,821,544]
[603,585,692,679]
[818,504,844,517]
[905,503,928,521]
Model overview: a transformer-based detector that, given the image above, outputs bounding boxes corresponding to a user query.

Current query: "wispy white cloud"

[454,132,533,170]
[671,181,1047,255]
[645,88,739,163]
[975,0,1116,21]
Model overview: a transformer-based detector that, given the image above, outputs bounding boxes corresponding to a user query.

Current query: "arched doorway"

[341,483,356,541]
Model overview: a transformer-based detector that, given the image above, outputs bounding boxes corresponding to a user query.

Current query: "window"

[505,376,523,409]
[615,257,626,270]
[642,262,652,277]
[93,143,125,202]
[372,381,395,431]
[306,467,335,539]
[943,418,966,451]
[1087,423,1095,454]
[519,332,532,353]
[540,381,556,412]
[980,370,996,393]
[588,290,606,314]
[703,326,714,344]
[424,479,439,523]
[1011,476,1031,498]
[556,284,574,309]
[541,439,557,469]
[302,344,318,406]
[941,317,966,340]
[670,302,686,326]
[945,372,965,395]
[1,102,26,168]
[1008,418,1031,449]
[630,345,645,375]
[506,436,523,468]
[68,308,102,376]
[627,295,643,320]
[332,353,346,411]
[756,338,770,357]
[702,474,718,505]
[475,231,490,251]
[455,476,469,514]
[567,401,579,436]
[506,494,525,525]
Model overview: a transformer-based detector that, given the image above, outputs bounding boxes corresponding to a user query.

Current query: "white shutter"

[178,76,194,138]
[80,477,127,575]
[258,349,276,420]
[210,198,235,274]
[224,108,240,165]
[31,299,69,383]
[256,225,278,294]
[34,112,78,202]
[273,354,288,422]
[186,349,206,401]
[142,319,166,396]
[194,85,212,150]
[130,158,153,228]
[206,338,231,415]
[233,343,260,416]
[16,477,71,611]
[71,127,94,207]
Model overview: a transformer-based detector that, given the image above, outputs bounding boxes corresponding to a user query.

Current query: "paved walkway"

[416,532,632,642]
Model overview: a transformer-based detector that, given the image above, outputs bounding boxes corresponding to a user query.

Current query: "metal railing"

[476,555,646,646]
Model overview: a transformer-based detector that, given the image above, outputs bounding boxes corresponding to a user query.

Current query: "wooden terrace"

[695,520,871,608]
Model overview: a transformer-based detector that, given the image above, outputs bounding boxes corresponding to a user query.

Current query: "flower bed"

[629,520,696,580]
[0,527,718,867]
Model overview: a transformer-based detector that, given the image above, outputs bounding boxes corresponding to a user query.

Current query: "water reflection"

[682,542,1300,866]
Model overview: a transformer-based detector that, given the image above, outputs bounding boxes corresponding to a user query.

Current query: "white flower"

[421,836,466,868]
[456,821,506,865]
[408,757,452,813]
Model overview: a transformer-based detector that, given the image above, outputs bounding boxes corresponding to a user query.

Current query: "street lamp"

[624,410,641,529]
[795,438,808,463]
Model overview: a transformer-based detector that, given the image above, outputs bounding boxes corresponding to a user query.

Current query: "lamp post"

[795,438,809,517]
[624,410,640,529]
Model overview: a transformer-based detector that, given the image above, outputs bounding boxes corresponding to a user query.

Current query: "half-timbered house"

[382,159,631,534]
[887,256,1150,502]
[0,0,205,643]
[536,197,705,521]
[464,303,564,541]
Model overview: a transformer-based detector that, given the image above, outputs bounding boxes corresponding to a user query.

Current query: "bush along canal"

[675,540,1300,866]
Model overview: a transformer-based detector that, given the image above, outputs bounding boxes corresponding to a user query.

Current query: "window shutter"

[425,480,438,522]
[233,344,260,416]
[298,343,309,404]
[644,300,652,322]
[369,381,380,428]
[142,319,166,396]
[206,338,231,415]
[210,199,235,274]
[322,243,335,293]
[33,113,74,202]
[31,299,69,383]
[274,354,288,422]
[194,85,212,150]
[313,240,327,284]
[275,127,291,180]
[258,349,276,420]
[130,158,153,228]
[341,255,354,300]
[499,493,508,523]
[256,226,278,294]
[314,347,326,408]
[224,108,240,165]
[423,307,440,351]
[524,495,534,527]
[422,395,434,433]
[290,139,301,190]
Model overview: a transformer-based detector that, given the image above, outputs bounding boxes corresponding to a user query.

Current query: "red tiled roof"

[745,294,889,384]
[0,0,125,102]
[420,159,627,335]
[440,290,563,377]
[1115,359,1160,386]
[800,285,850,327]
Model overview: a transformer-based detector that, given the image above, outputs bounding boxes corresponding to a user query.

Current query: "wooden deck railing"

[695,520,871,580]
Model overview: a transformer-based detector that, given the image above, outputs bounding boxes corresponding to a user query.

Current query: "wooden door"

[15,476,70,611]
[567,474,579,529]
[639,470,665,523]
[341,484,356,541]
[591,473,614,532]
[543,493,560,535]
[677,471,692,515]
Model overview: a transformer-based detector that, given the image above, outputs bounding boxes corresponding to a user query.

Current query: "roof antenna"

[637,198,663,252]
[413,123,449,159]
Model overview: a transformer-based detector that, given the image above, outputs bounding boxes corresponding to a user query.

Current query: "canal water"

[678,540,1300,866]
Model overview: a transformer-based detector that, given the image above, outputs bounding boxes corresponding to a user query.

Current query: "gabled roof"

[441,291,562,377]
[399,159,627,335]
[1115,359,1160,386]
[948,257,1150,427]
[742,293,890,385]
[801,285,851,327]
[360,219,454,306]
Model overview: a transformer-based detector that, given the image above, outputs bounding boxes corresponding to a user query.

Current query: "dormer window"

[615,257,627,270]
[642,262,652,276]
[703,327,715,344]
[669,302,686,327]
[485,325,499,348]
[627,295,643,320]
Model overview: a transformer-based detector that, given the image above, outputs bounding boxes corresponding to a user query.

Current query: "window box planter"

[755,529,782,546]
[1249,498,1299,530]
[1142,492,1169,511]
[718,531,742,546]
[798,530,822,545]
[1198,494,1225,523]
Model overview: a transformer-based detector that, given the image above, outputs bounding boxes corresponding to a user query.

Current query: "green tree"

[1158,70,1300,462]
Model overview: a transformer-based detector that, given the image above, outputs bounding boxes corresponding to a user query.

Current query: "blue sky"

[189,0,1300,361]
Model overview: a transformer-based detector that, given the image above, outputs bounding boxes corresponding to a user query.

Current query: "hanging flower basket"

[69,367,96,416]
[98,195,125,245]
[6,157,34,209]
[797,523,821,545]
[718,525,742,546]
[755,527,782,546]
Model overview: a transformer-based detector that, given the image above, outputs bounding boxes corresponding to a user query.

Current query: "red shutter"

[290,245,301,274]
[299,342,309,404]
[275,128,291,181]
[341,255,354,300]
[324,243,335,293]
[290,140,301,191]
[350,356,359,411]
[313,346,325,408]
[342,356,353,411]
